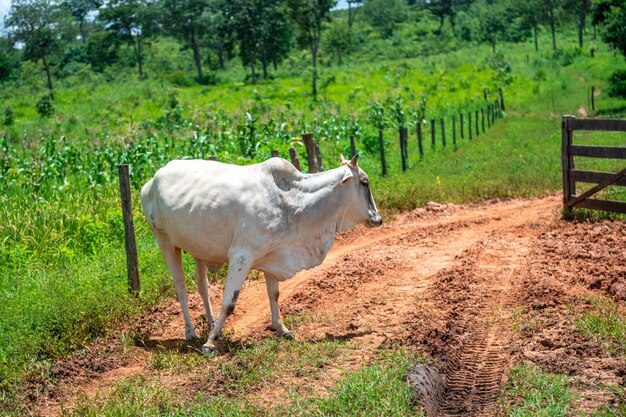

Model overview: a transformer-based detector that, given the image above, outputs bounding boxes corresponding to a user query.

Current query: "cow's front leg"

[202,252,250,355]
[264,273,293,340]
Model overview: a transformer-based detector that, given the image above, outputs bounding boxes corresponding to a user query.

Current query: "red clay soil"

[30,194,625,416]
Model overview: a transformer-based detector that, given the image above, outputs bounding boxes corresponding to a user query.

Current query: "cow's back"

[141,159,300,263]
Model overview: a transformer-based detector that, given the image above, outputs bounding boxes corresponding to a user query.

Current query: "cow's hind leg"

[159,242,197,341]
[202,250,251,355]
[264,273,293,340]
[194,258,216,331]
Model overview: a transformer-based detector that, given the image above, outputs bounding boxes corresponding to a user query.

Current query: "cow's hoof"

[202,345,215,356]
[187,336,202,346]
[282,332,295,340]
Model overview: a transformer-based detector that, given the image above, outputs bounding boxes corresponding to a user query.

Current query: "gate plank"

[573,198,626,214]
[570,118,626,132]
[571,169,626,186]
[569,145,626,159]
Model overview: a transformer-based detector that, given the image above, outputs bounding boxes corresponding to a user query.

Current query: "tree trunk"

[348,2,353,29]
[250,63,257,84]
[41,52,54,100]
[262,56,268,79]
[191,34,204,82]
[273,59,277,71]
[131,37,144,79]
[549,7,557,50]
[79,18,86,44]
[578,0,588,49]
[533,25,538,52]
[492,37,496,53]
[311,45,318,96]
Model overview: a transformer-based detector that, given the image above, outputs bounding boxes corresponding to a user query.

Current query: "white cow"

[140,154,382,354]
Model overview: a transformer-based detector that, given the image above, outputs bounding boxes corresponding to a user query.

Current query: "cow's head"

[339,154,383,228]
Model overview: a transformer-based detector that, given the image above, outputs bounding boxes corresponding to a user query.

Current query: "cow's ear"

[350,154,359,166]
[340,154,347,164]
[341,168,353,184]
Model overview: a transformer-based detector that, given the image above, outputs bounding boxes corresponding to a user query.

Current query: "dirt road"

[36,194,626,416]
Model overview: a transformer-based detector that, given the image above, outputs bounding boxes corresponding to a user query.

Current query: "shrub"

[36,95,55,117]
[607,69,626,97]
[3,106,14,126]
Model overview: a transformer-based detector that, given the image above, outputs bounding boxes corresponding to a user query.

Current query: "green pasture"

[1,28,625,415]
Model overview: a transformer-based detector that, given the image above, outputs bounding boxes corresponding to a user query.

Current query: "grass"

[60,346,418,417]
[504,364,572,417]
[575,297,626,355]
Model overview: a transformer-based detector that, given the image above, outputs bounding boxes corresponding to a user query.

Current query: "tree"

[161,0,209,83]
[0,37,20,82]
[202,0,235,69]
[578,0,591,48]
[592,0,626,57]
[63,0,102,43]
[257,0,292,78]
[362,0,407,38]
[323,19,357,65]
[4,0,69,99]
[99,0,157,79]
[346,0,363,29]
[287,0,335,96]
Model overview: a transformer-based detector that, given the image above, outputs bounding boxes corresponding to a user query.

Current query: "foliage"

[36,95,55,117]
[3,106,14,126]
[593,0,626,58]
[607,69,626,97]
[287,0,336,95]
[362,0,408,38]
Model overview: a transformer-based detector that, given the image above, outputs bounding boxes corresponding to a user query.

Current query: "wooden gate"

[561,115,626,214]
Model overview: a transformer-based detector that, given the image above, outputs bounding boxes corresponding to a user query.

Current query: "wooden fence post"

[452,115,457,146]
[499,88,505,111]
[561,115,575,214]
[271,150,279,158]
[314,142,324,171]
[400,126,408,172]
[209,156,218,161]
[460,113,464,139]
[591,86,595,111]
[118,164,140,295]
[378,129,387,177]
[481,108,485,133]
[430,119,436,148]
[468,112,473,140]
[475,110,479,136]
[289,147,301,171]
[417,122,424,158]
[440,118,446,147]
[301,133,318,173]
[350,135,356,158]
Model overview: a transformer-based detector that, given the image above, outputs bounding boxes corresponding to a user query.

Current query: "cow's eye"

[361,178,369,187]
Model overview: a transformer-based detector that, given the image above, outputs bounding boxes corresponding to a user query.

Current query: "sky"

[0,0,9,22]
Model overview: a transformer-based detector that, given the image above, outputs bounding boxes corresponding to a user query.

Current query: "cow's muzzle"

[367,213,383,228]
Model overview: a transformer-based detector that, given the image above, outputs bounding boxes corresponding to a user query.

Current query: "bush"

[36,95,55,117]
[607,69,626,97]
[3,106,14,126]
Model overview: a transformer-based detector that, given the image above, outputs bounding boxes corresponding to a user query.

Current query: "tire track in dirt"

[408,233,530,416]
